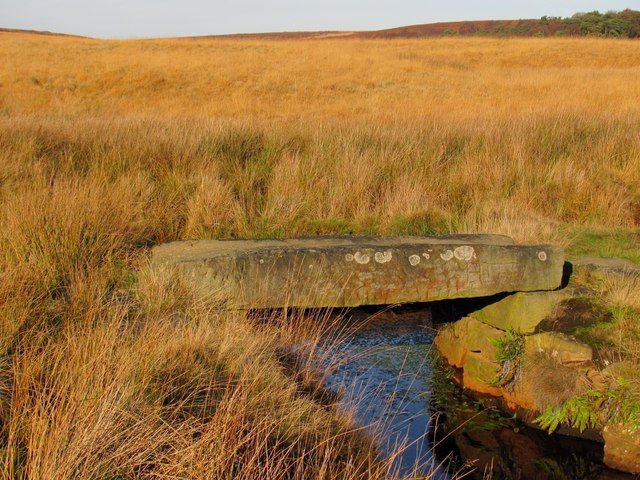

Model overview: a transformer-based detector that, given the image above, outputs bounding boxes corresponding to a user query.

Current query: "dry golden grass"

[0,31,639,479]
[2,33,639,246]
[581,271,640,363]
[3,34,640,120]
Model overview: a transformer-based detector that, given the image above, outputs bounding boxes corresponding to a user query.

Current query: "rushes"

[0,115,638,243]
[1,279,389,479]
[0,33,639,478]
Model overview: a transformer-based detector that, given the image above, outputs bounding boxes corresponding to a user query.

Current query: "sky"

[1,0,638,39]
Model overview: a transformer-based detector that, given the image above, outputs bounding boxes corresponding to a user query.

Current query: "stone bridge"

[151,234,564,309]
[151,235,640,474]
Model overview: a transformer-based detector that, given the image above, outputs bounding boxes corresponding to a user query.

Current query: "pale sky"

[1,0,638,39]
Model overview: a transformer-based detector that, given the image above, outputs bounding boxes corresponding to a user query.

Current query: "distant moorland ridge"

[2,9,640,40]
[191,9,640,40]
[0,27,86,38]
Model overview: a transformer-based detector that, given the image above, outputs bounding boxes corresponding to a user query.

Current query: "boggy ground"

[0,32,639,478]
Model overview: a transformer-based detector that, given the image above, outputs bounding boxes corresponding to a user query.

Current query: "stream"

[319,310,445,478]
[315,307,635,480]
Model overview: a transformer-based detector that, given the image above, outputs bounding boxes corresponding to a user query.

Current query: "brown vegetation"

[167,9,640,40]
[0,31,639,478]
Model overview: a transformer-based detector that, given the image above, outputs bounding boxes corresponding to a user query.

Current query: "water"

[317,311,448,478]
[314,308,634,480]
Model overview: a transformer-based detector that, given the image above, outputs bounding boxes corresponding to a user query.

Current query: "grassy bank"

[1,116,638,246]
[0,32,639,478]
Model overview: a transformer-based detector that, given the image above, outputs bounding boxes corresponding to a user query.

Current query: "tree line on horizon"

[442,9,640,38]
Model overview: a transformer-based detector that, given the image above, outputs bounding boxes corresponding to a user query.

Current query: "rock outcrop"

[603,424,640,473]
[435,316,595,411]
[468,291,567,334]
[435,257,640,475]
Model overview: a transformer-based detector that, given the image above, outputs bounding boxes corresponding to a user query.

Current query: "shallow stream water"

[316,308,634,480]
[319,311,445,477]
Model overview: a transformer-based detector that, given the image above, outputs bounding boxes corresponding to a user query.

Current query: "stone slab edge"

[151,235,565,309]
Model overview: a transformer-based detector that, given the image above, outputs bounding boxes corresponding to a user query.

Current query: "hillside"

[200,9,640,40]
[207,19,555,40]
[0,27,85,38]
[3,10,639,41]
[0,30,638,480]
[361,10,640,38]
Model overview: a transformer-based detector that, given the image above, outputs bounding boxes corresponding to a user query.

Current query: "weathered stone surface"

[435,316,506,396]
[151,235,564,309]
[465,316,505,356]
[448,424,557,480]
[434,317,472,368]
[571,257,640,276]
[462,353,503,397]
[524,332,593,366]
[469,291,568,334]
[505,352,590,412]
[600,363,640,474]
[436,317,594,412]
[435,316,506,370]
[603,424,640,474]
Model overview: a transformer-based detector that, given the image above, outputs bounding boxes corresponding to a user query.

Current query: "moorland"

[0,32,639,478]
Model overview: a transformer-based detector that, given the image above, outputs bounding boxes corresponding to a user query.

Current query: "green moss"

[571,323,616,352]
[429,351,515,432]
[570,304,640,362]
[385,211,449,236]
[567,227,640,264]
[568,301,615,344]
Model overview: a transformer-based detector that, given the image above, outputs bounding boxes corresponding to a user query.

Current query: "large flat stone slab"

[150,235,564,309]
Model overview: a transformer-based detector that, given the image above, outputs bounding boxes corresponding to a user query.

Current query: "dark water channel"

[316,307,634,480]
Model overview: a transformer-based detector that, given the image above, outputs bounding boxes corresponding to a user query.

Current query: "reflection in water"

[319,312,446,478]
[316,309,633,480]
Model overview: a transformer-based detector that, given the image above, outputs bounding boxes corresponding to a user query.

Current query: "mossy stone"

[524,332,592,365]
[435,316,505,368]
[469,291,568,334]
